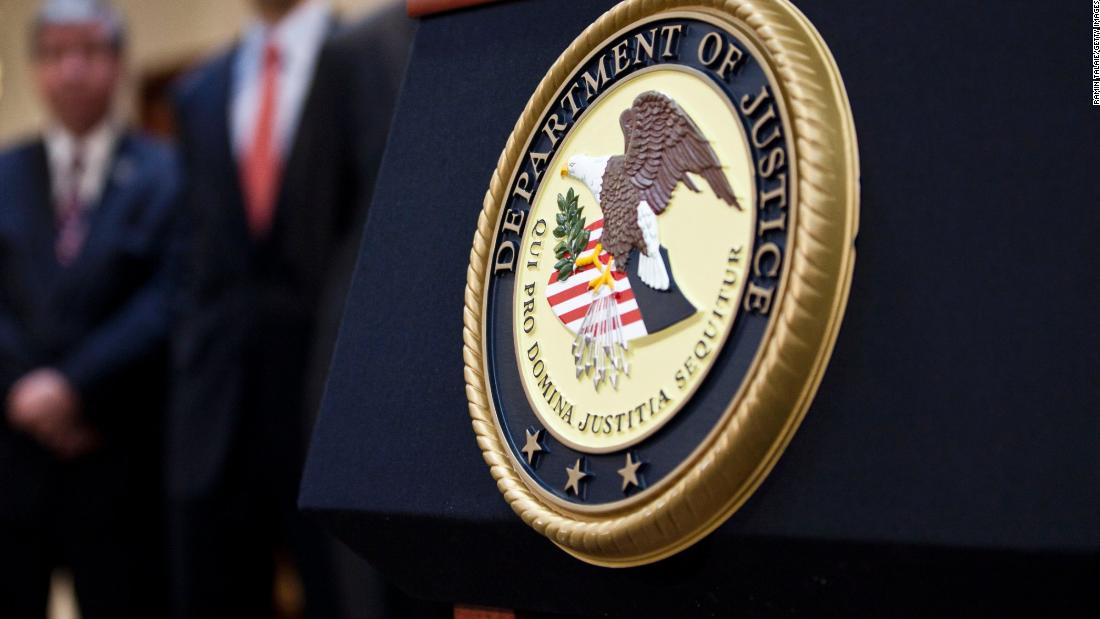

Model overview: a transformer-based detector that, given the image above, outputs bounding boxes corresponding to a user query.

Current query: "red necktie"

[56,149,87,266]
[241,41,282,238]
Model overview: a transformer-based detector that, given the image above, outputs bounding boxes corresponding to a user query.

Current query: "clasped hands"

[6,368,99,460]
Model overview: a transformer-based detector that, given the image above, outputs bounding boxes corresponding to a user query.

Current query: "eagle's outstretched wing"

[619,91,740,214]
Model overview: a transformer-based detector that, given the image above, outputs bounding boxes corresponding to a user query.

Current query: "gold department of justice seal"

[463,0,859,566]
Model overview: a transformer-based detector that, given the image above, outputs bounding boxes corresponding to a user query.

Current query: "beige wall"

[0,0,393,144]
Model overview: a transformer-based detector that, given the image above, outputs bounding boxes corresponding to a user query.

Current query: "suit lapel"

[20,142,62,291]
[80,134,136,256]
[214,48,250,240]
[270,17,340,235]
[0,142,61,354]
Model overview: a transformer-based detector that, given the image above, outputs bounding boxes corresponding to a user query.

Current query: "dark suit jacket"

[0,132,180,521]
[170,7,414,499]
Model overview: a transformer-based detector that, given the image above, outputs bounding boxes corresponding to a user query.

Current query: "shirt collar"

[242,0,331,60]
[44,119,118,171]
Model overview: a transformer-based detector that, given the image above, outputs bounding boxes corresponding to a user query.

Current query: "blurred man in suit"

[170,1,413,617]
[0,1,179,617]
[301,7,418,618]
[302,0,416,446]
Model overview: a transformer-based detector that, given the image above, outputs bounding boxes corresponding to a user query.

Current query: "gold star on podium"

[618,452,643,492]
[521,428,543,464]
[564,458,588,495]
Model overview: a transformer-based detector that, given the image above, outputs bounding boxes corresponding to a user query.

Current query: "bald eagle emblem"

[556,91,740,389]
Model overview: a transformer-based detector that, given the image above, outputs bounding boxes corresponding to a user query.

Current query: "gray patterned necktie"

[55,149,87,266]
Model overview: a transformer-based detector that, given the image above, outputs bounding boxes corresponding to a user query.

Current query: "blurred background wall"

[0,0,391,144]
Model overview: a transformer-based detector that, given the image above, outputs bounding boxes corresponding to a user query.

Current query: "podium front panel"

[301,0,1099,615]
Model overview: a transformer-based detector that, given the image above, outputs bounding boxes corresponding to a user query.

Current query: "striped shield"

[545,219,649,342]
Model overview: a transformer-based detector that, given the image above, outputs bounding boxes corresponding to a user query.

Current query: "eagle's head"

[561,154,611,202]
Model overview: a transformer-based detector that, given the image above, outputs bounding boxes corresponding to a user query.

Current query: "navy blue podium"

[300,1,1099,616]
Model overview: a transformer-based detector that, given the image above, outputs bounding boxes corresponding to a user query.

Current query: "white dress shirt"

[230,0,332,160]
[43,120,119,212]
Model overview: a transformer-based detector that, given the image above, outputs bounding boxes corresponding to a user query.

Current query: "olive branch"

[552,188,591,281]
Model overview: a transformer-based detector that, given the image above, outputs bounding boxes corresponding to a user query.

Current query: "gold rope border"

[463,0,859,567]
